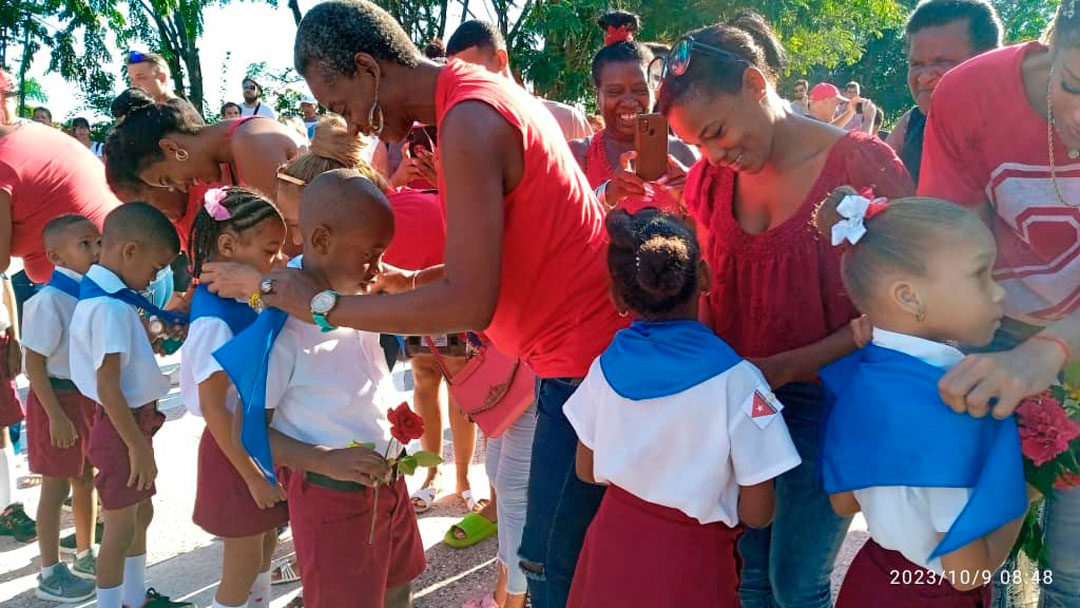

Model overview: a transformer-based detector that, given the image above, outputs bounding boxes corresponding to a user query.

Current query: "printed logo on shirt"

[743,390,781,429]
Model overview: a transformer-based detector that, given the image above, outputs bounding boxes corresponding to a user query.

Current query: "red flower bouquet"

[357,402,442,542]
[1013,364,1080,567]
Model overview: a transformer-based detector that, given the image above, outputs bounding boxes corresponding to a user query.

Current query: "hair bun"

[110,88,156,120]
[636,235,691,298]
[309,115,367,168]
[812,185,860,240]
[597,10,641,42]
[727,10,786,73]
[605,208,638,250]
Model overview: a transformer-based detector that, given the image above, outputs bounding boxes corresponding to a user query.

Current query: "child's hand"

[246,476,288,509]
[127,440,158,491]
[319,445,390,487]
[49,412,78,449]
[850,315,873,349]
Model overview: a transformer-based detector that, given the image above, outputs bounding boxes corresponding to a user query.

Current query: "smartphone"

[856,102,864,113]
[407,124,437,157]
[635,113,668,181]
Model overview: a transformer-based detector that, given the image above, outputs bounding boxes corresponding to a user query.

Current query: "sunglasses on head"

[128,50,149,64]
[648,36,746,89]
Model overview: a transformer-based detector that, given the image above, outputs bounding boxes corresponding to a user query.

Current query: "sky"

[27,0,472,121]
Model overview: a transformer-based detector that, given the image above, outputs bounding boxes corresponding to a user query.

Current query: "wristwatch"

[310,289,338,332]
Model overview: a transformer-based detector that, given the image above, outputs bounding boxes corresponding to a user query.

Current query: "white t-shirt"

[852,328,972,573]
[565,358,802,526]
[241,102,277,119]
[21,267,81,379]
[69,265,170,408]
[265,316,395,452]
[179,316,237,417]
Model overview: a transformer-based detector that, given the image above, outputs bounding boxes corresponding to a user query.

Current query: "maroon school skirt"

[88,403,165,511]
[27,382,95,477]
[192,427,288,538]
[837,538,991,607]
[568,485,743,608]
[0,334,23,428]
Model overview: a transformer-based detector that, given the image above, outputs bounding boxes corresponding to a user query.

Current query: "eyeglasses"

[243,83,258,91]
[648,36,746,89]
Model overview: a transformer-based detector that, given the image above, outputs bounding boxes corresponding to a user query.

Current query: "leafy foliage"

[244,60,305,117]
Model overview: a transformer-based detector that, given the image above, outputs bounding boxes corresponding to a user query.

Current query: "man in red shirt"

[918,5,1079,605]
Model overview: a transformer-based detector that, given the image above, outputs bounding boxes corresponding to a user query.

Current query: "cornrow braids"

[605,207,701,317]
[187,187,283,278]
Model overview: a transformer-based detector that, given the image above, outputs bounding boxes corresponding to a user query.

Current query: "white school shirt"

[21,267,81,379]
[564,358,802,526]
[69,264,170,408]
[264,317,395,453]
[179,316,239,417]
[852,328,972,573]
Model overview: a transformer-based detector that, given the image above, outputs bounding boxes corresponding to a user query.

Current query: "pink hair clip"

[203,188,231,221]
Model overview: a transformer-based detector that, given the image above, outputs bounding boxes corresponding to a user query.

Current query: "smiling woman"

[104,88,305,210]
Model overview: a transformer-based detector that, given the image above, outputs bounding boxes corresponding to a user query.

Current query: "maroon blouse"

[685,131,914,359]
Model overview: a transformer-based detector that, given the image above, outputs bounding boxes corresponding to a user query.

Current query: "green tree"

[244,60,304,117]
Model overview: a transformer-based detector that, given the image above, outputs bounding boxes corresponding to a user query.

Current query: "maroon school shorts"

[192,427,288,538]
[0,334,23,428]
[837,538,991,607]
[27,381,95,478]
[88,403,165,511]
[288,475,426,608]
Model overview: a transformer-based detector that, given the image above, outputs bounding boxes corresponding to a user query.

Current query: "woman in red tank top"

[568,12,696,214]
[105,89,305,212]
[655,14,913,608]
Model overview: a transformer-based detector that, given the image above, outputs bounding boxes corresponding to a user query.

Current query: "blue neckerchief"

[599,320,742,400]
[213,308,289,483]
[189,284,257,336]
[79,275,188,327]
[47,270,80,299]
[819,343,1028,560]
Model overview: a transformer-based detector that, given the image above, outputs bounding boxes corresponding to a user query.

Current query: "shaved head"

[300,168,394,239]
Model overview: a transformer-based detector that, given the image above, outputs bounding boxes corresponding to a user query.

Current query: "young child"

[215,169,424,608]
[564,208,802,607]
[813,187,1032,606]
[69,202,191,608]
[180,187,288,608]
[23,214,101,601]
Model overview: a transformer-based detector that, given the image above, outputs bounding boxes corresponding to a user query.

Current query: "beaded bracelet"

[1031,334,1072,370]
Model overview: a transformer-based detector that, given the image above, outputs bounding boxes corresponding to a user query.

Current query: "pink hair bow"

[203,188,231,221]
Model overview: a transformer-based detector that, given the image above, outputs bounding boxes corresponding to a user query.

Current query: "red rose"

[1055,471,1080,491]
[387,402,424,445]
[1016,392,1080,467]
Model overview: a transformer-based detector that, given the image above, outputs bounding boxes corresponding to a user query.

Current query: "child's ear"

[891,279,925,320]
[697,259,712,295]
[309,224,330,255]
[45,247,63,267]
[122,241,139,262]
[216,231,237,260]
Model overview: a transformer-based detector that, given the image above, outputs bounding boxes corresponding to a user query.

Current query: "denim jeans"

[519,378,606,608]
[485,404,537,596]
[739,382,853,608]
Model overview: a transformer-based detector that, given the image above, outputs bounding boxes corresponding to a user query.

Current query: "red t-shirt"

[0,122,119,282]
[686,131,914,358]
[435,60,626,378]
[383,188,445,271]
[919,42,1080,324]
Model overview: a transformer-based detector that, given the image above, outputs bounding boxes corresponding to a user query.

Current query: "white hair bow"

[831,194,878,246]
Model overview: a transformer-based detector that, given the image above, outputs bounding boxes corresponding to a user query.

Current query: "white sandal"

[460,489,489,513]
[270,560,301,585]
[411,486,437,513]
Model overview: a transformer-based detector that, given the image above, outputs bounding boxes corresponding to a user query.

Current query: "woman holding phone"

[568,11,697,211]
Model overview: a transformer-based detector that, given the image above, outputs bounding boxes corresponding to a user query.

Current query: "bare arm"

[97,353,156,490]
[939,513,1027,591]
[0,191,11,273]
[575,440,600,485]
[829,491,861,517]
[25,350,76,448]
[885,110,912,155]
[568,137,589,171]
[258,101,521,335]
[738,481,776,529]
[234,128,303,203]
[199,372,273,486]
[752,325,860,389]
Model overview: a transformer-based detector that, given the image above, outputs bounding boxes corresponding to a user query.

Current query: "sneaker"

[34,562,95,602]
[60,521,104,554]
[0,503,37,542]
[71,550,96,579]
[143,587,195,607]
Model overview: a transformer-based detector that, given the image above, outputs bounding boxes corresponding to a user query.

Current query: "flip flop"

[460,489,490,513]
[411,486,437,513]
[270,560,301,585]
[444,512,497,549]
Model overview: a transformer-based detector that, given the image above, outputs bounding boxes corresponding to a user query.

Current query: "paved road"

[0,357,872,607]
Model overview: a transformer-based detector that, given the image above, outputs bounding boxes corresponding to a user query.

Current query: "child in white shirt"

[69,202,189,608]
[23,214,101,600]
[564,207,802,607]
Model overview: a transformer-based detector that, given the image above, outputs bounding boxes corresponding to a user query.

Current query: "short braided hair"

[187,187,283,278]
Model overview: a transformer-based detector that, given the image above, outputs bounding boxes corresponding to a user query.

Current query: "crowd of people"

[0,0,1076,607]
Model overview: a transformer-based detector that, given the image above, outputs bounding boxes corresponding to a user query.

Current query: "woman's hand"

[938,337,1066,419]
[257,266,325,322]
[200,262,265,301]
[369,263,416,295]
[606,151,648,205]
[850,315,873,349]
[411,148,438,185]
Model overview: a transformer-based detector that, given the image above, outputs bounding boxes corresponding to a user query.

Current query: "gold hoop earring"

[618,310,629,318]
[367,99,384,137]
[174,148,189,162]
[916,309,926,322]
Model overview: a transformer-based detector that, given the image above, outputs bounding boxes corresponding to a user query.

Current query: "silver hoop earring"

[367,99,384,137]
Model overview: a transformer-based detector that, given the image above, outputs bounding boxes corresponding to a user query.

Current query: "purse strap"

[423,335,456,383]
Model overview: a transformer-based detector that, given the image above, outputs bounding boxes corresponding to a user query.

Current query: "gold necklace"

[1046,69,1080,207]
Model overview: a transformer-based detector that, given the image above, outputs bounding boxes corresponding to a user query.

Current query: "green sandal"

[443,512,497,549]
